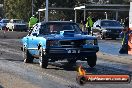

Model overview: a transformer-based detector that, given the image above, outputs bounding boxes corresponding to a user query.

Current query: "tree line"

[1,0,129,22]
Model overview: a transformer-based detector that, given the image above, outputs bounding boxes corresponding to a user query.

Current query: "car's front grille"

[59,40,85,48]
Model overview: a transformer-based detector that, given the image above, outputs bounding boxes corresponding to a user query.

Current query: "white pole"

[39,11,41,22]
[32,0,34,16]
[116,11,118,20]
[106,13,108,19]
[105,12,108,19]
[75,10,77,23]
[45,0,48,22]
[84,9,86,21]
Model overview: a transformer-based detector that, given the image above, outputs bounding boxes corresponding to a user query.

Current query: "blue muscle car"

[21,21,99,68]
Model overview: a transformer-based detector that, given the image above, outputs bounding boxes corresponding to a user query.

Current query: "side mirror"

[32,33,38,37]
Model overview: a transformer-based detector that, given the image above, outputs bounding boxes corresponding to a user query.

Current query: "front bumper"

[44,47,99,58]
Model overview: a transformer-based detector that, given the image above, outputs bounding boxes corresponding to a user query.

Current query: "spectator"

[119,28,129,54]
[28,15,38,30]
[86,16,93,35]
[0,17,2,21]
[124,17,129,28]
[80,20,86,32]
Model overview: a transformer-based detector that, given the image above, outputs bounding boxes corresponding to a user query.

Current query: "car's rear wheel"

[39,47,48,68]
[100,33,105,40]
[112,37,116,40]
[24,48,34,63]
[87,54,97,68]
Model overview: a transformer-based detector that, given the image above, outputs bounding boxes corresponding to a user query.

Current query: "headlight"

[47,40,60,46]
[85,40,94,45]
[85,39,98,45]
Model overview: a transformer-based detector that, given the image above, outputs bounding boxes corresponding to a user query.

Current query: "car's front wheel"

[39,47,48,68]
[87,54,97,68]
[24,48,34,63]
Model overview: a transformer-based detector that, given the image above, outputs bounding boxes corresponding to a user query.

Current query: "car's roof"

[41,21,75,24]
[98,19,118,22]
[1,19,9,21]
[10,19,22,20]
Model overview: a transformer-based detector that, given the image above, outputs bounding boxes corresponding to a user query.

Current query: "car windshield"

[101,20,122,27]
[40,22,82,34]
[3,20,9,23]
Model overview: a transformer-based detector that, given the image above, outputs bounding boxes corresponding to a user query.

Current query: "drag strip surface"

[98,39,122,55]
[0,39,132,88]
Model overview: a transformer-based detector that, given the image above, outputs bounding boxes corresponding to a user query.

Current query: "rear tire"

[100,32,105,40]
[39,47,48,68]
[24,49,34,63]
[112,37,116,40]
[87,54,97,68]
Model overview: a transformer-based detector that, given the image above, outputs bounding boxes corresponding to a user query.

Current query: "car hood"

[39,34,96,40]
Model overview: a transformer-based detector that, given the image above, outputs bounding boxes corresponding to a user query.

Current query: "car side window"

[40,24,49,34]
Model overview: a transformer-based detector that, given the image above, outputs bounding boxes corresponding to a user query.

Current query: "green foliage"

[3,0,129,22]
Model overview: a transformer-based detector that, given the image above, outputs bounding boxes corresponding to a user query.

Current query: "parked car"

[91,19,124,39]
[6,19,28,31]
[0,19,10,30]
[21,21,99,68]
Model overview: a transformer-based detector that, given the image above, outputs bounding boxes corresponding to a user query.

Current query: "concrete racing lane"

[98,39,122,55]
[0,38,132,88]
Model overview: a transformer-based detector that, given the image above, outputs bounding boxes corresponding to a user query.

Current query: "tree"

[4,0,31,21]
[3,0,130,22]
[4,0,44,21]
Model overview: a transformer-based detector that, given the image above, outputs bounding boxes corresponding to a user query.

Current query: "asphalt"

[0,30,28,39]
[98,39,132,65]
[0,31,132,88]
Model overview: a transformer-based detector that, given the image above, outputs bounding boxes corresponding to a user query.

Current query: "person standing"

[86,16,93,35]
[124,17,129,27]
[80,20,86,32]
[119,28,129,54]
[119,17,129,54]
[28,15,38,30]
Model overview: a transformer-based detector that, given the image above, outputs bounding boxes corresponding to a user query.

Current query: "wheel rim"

[39,47,43,66]
[39,47,48,68]
[23,48,27,62]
